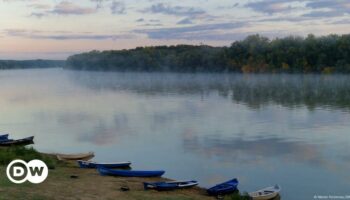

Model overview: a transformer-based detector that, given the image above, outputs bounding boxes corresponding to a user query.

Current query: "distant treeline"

[66,34,350,73]
[0,60,65,69]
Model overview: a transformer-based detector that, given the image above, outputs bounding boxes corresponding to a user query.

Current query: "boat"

[143,180,198,191]
[0,134,11,142]
[207,178,239,196]
[249,185,281,200]
[0,134,9,140]
[97,166,165,177]
[56,152,94,161]
[77,160,131,168]
[0,136,34,147]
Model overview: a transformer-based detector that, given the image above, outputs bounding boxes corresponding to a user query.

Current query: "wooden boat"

[77,160,131,168]
[249,185,281,200]
[56,152,94,161]
[0,136,34,147]
[143,180,198,191]
[207,178,239,196]
[97,166,165,177]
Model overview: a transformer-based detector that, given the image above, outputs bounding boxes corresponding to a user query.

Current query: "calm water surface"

[1,68,350,199]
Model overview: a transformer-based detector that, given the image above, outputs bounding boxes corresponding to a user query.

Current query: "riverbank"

[0,147,249,200]
[0,164,214,200]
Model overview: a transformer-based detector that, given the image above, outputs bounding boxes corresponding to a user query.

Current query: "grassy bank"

[0,147,253,200]
[0,147,57,169]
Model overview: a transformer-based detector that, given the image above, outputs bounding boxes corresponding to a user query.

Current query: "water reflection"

[183,133,326,166]
[68,71,350,110]
[1,69,350,200]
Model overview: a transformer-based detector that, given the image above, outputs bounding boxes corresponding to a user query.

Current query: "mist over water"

[1,68,350,200]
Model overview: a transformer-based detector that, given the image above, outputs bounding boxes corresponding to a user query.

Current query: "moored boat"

[0,134,9,141]
[56,152,94,161]
[249,185,281,200]
[143,180,198,191]
[77,160,131,168]
[207,178,239,196]
[0,136,34,147]
[97,166,165,177]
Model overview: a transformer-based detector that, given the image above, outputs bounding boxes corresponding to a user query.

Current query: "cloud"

[135,22,247,40]
[51,1,96,15]
[144,3,206,17]
[218,3,240,9]
[136,18,144,22]
[136,18,163,26]
[245,0,297,14]
[2,0,36,2]
[302,10,343,18]
[332,19,350,25]
[140,23,163,27]
[177,18,193,25]
[28,3,51,10]
[306,0,350,10]
[303,0,350,18]
[110,1,125,14]
[28,1,97,17]
[246,0,350,18]
[30,12,46,18]
[4,29,134,40]
[90,0,111,9]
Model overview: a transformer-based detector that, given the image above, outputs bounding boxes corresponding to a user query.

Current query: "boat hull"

[0,134,9,141]
[56,152,94,161]
[97,166,165,177]
[77,160,131,168]
[0,136,34,147]
[207,178,239,196]
[249,185,281,200]
[144,180,198,191]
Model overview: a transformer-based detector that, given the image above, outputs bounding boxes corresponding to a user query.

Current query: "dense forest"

[0,60,65,69]
[65,34,350,73]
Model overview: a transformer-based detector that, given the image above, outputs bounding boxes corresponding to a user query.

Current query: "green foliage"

[0,147,56,169]
[0,60,64,69]
[66,34,350,73]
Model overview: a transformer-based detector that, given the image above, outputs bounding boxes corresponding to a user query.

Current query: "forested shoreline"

[0,60,65,69]
[65,34,350,73]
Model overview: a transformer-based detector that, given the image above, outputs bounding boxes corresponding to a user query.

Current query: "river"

[1,68,350,199]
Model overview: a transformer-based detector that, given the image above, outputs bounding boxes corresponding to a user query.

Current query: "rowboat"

[0,134,11,142]
[249,185,281,200]
[143,180,198,191]
[77,160,131,168]
[97,166,165,177]
[207,178,239,196]
[56,152,94,161]
[0,136,34,147]
[0,134,9,140]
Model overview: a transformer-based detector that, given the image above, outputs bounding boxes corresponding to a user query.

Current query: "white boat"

[249,185,281,200]
[56,152,94,161]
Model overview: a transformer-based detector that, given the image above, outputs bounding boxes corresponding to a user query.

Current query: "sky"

[0,0,349,59]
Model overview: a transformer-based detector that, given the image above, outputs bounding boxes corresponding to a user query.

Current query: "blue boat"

[207,178,239,196]
[144,180,198,191]
[0,136,34,147]
[97,166,165,177]
[77,160,131,168]
[0,134,10,142]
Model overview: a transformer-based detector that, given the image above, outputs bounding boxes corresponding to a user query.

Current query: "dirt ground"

[0,165,215,200]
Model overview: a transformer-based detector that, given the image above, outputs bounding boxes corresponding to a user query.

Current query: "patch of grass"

[0,146,57,169]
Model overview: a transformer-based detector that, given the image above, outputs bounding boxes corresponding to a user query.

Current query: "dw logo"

[6,159,48,184]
